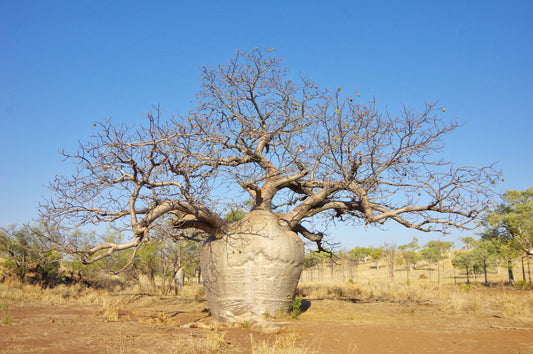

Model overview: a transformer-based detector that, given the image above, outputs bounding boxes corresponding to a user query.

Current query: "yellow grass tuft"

[500,294,532,318]
[0,302,12,326]
[250,332,322,354]
[175,329,228,354]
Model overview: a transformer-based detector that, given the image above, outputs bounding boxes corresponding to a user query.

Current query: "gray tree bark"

[200,210,304,324]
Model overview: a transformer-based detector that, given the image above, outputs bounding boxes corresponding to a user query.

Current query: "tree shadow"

[300,299,312,313]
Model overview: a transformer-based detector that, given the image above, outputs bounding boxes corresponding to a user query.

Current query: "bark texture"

[200,210,304,324]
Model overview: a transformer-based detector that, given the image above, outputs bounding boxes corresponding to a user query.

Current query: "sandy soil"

[1,295,532,353]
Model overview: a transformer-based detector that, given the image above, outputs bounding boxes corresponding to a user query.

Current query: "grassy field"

[301,254,528,286]
[1,257,532,353]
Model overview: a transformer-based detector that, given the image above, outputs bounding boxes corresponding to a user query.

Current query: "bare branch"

[39,48,501,261]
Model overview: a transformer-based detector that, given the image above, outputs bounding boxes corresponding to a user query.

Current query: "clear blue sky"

[1,1,531,249]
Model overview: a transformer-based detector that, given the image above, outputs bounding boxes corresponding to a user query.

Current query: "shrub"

[0,225,62,286]
[290,298,303,319]
[514,280,532,290]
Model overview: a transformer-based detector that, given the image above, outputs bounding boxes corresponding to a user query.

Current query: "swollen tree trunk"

[200,210,304,324]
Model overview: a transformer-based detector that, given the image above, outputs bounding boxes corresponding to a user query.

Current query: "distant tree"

[0,225,31,280]
[0,225,62,286]
[382,243,398,281]
[472,238,497,285]
[481,229,521,285]
[422,240,454,285]
[460,236,476,250]
[303,250,330,269]
[303,251,331,281]
[399,237,421,280]
[485,188,533,256]
[348,246,373,265]
[133,238,201,294]
[38,48,501,324]
[452,251,477,284]
[346,246,373,281]
[482,188,533,285]
[370,247,384,270]
[133,239,161,292]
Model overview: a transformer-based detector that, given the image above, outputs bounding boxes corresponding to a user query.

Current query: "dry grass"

[301,255,516,285]
[297,279,533,318]
[175,329,228,354]
[0,302,12,326]
[250,332,324,354]
[298,279,441,304]
[100,296,121,321]
[0,275,112,305]
[297,257,533,323]
[446,290,481,314]
[101,331,135,354]
[0,259,531,353]
[1,262,530,322]
[493,292,532,319]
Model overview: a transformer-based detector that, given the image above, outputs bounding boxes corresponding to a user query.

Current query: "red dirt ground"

[1,296,532,353]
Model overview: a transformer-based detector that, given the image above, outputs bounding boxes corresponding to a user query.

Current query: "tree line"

[302,188,532,287]
[0,224,201,294]
[1,188,531,289]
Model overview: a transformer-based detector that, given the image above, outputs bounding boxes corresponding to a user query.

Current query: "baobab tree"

[40,48,500,324]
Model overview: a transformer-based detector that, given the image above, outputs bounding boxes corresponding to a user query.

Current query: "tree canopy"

[39,48,501,263]
[482,188,533,257]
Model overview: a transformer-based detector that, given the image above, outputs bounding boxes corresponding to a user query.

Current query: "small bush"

[514,280,532,290]
[459,283,472,291]
[290,298,303,319]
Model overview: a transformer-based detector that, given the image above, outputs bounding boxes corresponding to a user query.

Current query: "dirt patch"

[1,295,532,353]
[293,320,533,353]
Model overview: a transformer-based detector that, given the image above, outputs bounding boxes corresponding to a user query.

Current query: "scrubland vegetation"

[299,257,531,318]
[1,238,531,317]
[0,187,531,352]
[1,218,532,327]
[1,253,530,312]
[1,249,532,353]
